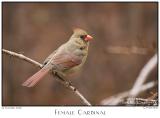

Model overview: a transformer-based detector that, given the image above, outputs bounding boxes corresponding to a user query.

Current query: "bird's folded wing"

[51,52,82,69]
[43,50,57,66]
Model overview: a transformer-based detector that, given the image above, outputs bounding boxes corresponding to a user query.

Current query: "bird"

[22,28,93,87]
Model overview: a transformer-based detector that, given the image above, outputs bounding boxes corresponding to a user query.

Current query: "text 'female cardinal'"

[22,28,93,87]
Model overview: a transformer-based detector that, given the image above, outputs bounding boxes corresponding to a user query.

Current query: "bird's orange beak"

[85,35,93,41]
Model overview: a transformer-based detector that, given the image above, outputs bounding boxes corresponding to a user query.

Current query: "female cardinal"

[22,28,93,87]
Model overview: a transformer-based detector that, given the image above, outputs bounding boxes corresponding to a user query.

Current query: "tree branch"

[129,54,157,97]
[2,49,42,68]
[2,49,91,106]
[100,81,157,105]
[100,53,157,106]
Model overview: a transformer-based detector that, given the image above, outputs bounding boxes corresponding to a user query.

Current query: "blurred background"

[2,2,158,105]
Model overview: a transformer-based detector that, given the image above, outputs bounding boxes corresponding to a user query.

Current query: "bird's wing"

[51,51,83,70]
[43,49,57,66]
[43,44,65,66]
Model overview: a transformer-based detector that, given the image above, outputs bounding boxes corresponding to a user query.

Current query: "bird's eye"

[80,35,86,39]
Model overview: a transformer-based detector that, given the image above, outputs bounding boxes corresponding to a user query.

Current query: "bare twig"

[100,53,157,105]
[54,73,91,105]
[2,49,42,68]
[100,81,157,105]
[129,54,157,97]
[2,49,91,106]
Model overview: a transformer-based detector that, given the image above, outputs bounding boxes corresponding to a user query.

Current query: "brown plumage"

[22,28,93,87]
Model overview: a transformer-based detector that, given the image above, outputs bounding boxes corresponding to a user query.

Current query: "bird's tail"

[22,67,50,87]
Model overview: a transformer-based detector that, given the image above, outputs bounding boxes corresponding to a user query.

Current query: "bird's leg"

[67,80,73,86]
[53,72,73,87]
[54,72,65,81]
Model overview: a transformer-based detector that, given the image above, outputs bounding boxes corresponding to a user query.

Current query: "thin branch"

[100,81,157,105]
[2,49,42,68]
[54,73,91,106]
[129,54,157,97]
[2,49,91,106]
[101,53,157,105]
